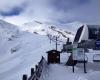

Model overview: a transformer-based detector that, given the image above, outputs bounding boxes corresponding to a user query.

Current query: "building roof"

[87,25,100,29]
[46,50,61,54]
[73,25,100,43]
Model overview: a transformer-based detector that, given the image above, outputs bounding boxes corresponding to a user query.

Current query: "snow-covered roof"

[46,50,61,54]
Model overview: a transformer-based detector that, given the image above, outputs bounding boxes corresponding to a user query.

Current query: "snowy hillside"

[20,21,75,42]
[0,20,19,39]
[0,20,76,80]
[62,21,84,33]
[0,20,55,80]
[1,20,100,80]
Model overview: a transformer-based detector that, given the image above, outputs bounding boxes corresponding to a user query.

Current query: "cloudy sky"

[0,0,100,25]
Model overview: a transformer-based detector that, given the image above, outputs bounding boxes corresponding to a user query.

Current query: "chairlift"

[93,54,100,62]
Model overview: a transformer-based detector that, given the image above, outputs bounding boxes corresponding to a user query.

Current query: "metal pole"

[73,64,74,73]
[22,74,27,80]
[56,37,57,50]
[50,38,51,43]
[31,68,34,76]
[72,53,74,73]
[84,49,87,73]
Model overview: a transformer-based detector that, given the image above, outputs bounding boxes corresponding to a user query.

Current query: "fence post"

[31,68,34,76]
[22,74,27,80]
[35,65,38,70]
[22,57,47,80]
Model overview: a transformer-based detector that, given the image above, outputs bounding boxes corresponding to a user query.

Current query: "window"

[89,28,100,39]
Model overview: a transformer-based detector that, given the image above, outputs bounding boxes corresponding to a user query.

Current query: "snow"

[0,32,55,80]
[43,59,100,80]
[0,20,100,80]
[45,64,86,80]
[0,20,55,80]
[60,53,71,64]
[21,21,75,42]
[42,50,100,80]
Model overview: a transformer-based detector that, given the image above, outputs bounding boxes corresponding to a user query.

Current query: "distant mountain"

[21,20,75,42]
[61,21,84,33]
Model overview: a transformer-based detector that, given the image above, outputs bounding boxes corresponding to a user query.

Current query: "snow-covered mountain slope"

[62,21,84,33]
[1,20,100,80]
[0,20,76,80]
[0,20,19,39]
[20,21,75,42]
[0,20,55,80]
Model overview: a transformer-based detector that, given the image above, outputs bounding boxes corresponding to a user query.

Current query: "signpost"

[72,45,87,73]
[73,48,84,61]
[72,43,77,73]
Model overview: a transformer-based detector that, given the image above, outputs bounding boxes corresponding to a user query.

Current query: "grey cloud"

[1,0,100,25]
[0,0,27,16]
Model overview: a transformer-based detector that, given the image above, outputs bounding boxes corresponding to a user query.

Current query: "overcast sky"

[0,0,100,25]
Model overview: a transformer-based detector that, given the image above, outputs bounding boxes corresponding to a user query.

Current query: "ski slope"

[0,20,100,80]
[21,21,75,42]
[0,20,56,80]
[0,32,51,80]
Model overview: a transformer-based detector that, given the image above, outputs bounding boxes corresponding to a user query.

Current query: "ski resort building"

[74,25,100,49]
